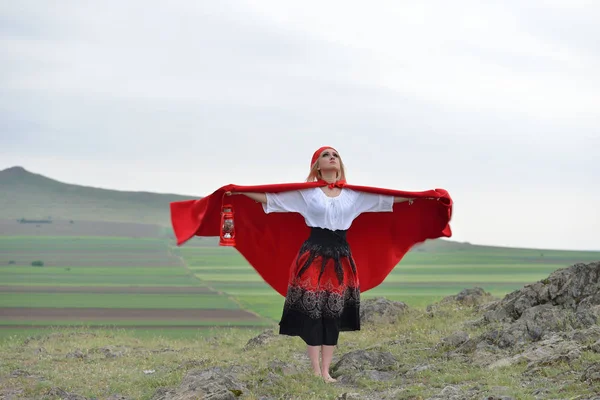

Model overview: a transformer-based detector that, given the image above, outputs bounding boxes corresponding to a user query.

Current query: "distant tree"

[70,220,74,224]
[31,261,44,267]
[8,260,16,265]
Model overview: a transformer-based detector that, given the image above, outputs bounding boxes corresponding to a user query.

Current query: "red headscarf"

[311,146,338,167]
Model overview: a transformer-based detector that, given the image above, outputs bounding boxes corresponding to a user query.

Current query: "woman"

[169,146,452,383]
[229,146,414,382]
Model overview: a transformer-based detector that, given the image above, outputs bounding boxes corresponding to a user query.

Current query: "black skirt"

[278,227,360,346]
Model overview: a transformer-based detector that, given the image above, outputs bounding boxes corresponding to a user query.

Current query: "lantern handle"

[221,191,230,209]
[220,191,235,214]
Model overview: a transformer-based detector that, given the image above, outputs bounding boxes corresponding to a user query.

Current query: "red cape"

[170,181,453,296]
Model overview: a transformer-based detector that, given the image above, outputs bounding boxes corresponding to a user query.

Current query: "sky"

[1,0,599,251]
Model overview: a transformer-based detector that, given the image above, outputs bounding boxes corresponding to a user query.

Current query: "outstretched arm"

[229,190,308,214]
[395,196,438,203]
[227,192,267,203]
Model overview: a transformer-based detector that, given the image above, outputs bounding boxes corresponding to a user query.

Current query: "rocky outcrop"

[331,350,399,383]
[481,261,600,347]
[438,260,600,383]
[359,297,408,324]
[244,329,279,350]
[152,367,247,400]
[441,287,495,306]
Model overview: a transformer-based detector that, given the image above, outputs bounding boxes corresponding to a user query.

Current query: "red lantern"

[219,204,236,246]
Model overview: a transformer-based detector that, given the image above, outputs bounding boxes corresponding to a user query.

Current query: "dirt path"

[0,307,261,321]
[0,286,216,294]
[0,324,269,329]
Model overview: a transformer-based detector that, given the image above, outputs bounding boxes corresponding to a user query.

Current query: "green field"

[0,293,240,309]
[0,236,269,331]
[1,232,599,333]
[179,243,600,320]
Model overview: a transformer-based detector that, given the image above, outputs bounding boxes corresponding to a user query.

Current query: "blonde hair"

[306,156,347,182]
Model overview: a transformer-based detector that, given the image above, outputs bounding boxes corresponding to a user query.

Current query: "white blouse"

[262,188,394,230]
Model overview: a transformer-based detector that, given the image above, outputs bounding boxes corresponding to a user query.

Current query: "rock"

[66,350,86,359]
[106,395,129,400]
[10,369,32,378]
[581,364,600,383]
[0,387,24,400]
[441,287,495,306]
[331,350,399,378]
[531,388,548,397]
[244,330,278,350]
[152,367,246,400]
[91,345,128,358]
[339,369,397,384]
[454,338,479,354]
[567,325,600,343]
[589,339,600,353]
[359,297,408,324]
[438,331,469,349]
[151,347,179,354]
[405,364,431,377]
[268,360,301,376]
[463,317,486,329]
[478,262,600,348]
[484,262,600,323]
[258,372,282,386]
[480,328,517,349]
[45,387,88,400]
[151,388,175,400]
[337,393,363,400]
[485,335,581,370]
[427,385,463,399]
[356,370,396,381]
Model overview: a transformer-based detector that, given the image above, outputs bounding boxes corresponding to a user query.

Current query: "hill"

[0,166,194,227]
[1,165,594,254]
[0,166,493,252]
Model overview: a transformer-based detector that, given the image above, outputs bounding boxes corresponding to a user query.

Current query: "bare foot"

[313,370,322,377]
[322,375,337,383]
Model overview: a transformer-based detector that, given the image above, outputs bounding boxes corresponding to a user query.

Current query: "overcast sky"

[1,1,599,251]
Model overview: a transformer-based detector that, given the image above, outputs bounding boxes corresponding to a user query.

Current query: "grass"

[0,303,598,400]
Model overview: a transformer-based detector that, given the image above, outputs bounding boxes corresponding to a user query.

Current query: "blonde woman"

[170,146,453,382]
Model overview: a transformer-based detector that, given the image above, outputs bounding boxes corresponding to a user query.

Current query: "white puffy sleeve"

[353,191,394,215]
[262,190,308,214]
